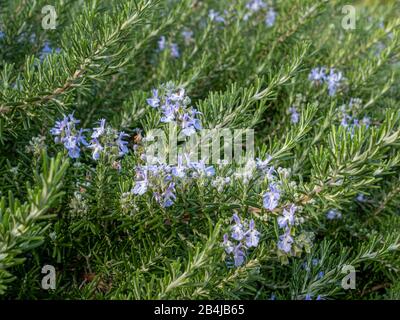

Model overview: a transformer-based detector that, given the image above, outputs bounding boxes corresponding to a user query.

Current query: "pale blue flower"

[132,170,148,195]
[265,8,277,27]
[116,131,129,156]
[91,119,106,139]
[246,0,267,12]
[277,204,296,229]
[245,219,260,248]
[171,155,186,178]
[182,29,194,45]
[326,209,342,220]
[209,9,225,23]
[308,67,326,83]
[289,106,300,124]
[89,138,103,160]
[170,43,180,58]
[147,89,160,108]
[231,213,245,241]
[233,243,245,267]
[263,183,281,211]
[158,36,167,51]
[326,69,343,96]
[278,228,293,253]
[223,234,235,254]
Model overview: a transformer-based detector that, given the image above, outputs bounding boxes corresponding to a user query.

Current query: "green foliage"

[0,0,399,300]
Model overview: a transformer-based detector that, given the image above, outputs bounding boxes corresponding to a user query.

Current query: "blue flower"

[326,69,343,96]
[182,29,194,45]
[245,219,260,248]
[289,106,300,124]
[224,214,260,267]
[190,160,215,177]
[231,214,245,241]
[308,67,327,83]
[157,182,176,208]
[263,183,281,211]
[89,138,103,160]
[116,131,129,156]
[246,0,267,12]
[91,119,106,139]
[147,89,160,108]
[265,8,277,27]
[277,204,296,229]
[132,170,149,195]
[277,228,293,253]
[39,41,61,61]
[170,43,180,58]
[256,155,272,171]
[51,113,86,159]
[223,234,235,254]
[171,155,186,178]
[208,9,225,23]
[233,243,246,267]
[356,193,366,202]
[326,209,342,220]
[158,36,167,51]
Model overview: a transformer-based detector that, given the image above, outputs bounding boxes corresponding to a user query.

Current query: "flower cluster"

[288,106,300,124]
[89,119,129,160]
[243,0,277,27]
[181,29,194,46]
[223,213,260,267]
[208,9,225,23]
[146,83,202,136]
[132,154,215,208]
[40,41,61,61]
[158,36,180,58]
[51,114,128,161]
[308,67,344,96]
[263,182,281,211]
[50,113,88,158]
[326,209,342,220]
[277,205,297,253]
[339,98,371,136]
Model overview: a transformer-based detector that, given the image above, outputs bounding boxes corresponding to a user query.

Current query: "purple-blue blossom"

[209,9,225,23]
[263,183,281,211]
[265,8,277,27]
[182,29,193,45]
[50,113,87,159]
[308,67,327,83]
[289,106,300,124]
[277,228,293,253]
[223,213,261,267]
[277,204,296,229]
[245,219,260,248]
[326,209,342,220]
[170,43,180,58]
[246,0,267,12]
[146,85,202,137]
[326,69,343,96]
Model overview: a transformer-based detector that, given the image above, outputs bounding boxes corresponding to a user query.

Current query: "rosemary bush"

[0,0,399,300]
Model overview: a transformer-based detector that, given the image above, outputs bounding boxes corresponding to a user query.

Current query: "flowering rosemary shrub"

[0,0,400,300]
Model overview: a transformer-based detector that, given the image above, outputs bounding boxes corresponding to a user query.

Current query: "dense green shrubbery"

[0,0,399,299]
